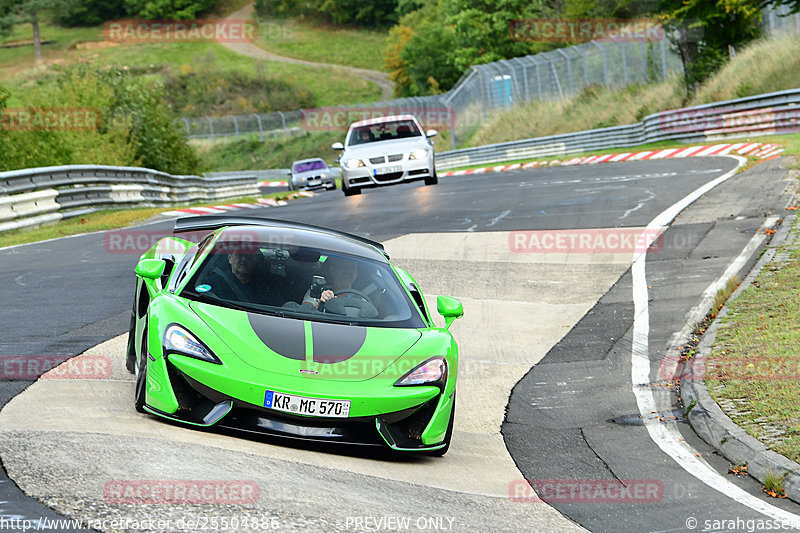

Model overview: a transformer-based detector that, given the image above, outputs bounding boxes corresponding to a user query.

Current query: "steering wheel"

[323,289,379,318]
[334,288,374,305]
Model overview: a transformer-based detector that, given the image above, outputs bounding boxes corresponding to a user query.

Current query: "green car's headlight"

[394,357,447,388]
[163,324,221,364]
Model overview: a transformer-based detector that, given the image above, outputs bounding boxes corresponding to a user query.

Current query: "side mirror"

[426,129,438,138]
[332,142,344,150]
[437,295,463,329]
[135,258,166,280]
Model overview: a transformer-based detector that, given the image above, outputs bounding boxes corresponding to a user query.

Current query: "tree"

[658,0,762,91]
[0,0,70,63]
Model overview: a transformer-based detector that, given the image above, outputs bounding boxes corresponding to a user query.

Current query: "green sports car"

[126,216,463,454]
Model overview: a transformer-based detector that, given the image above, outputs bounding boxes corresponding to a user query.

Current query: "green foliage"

[254,0,399,26]
[199,132,342,171]
[54,0,126,27]
[162,54,315,116]
[123,0,215,19]
[658,0,762,91]
[0,66,201,174]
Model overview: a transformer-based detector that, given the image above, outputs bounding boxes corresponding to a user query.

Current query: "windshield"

[347,119,422,146]
[293,160,327,172]
[182,238,425,328]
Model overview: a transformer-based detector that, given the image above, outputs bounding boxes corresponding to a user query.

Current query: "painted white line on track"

[630,155,800,525]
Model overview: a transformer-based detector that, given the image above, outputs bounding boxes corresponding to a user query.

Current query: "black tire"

[343,184,361,196]
[427,395,455,456]
[424,169,438,186]
[328,181,337,190]
[125,309,136,374]
[287,180,295,192]
[134,325,148,413]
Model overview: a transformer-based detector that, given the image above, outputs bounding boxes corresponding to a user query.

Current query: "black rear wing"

[173,215,388,259]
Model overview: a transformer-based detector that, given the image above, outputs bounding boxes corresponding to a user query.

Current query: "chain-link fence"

[182,5,799,148]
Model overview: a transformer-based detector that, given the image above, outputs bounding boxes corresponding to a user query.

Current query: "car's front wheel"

[343,183,361,196]
[424,169,438,186]
[134,324,148,413]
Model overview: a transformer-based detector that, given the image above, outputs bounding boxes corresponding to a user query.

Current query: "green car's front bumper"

[142,350,455,452]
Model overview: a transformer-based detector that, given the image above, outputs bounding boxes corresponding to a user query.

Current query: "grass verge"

[706,204,800,465]
[255,15,388,70]
[0,191,301,249]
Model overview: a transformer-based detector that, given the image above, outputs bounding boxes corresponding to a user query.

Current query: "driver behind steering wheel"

[302,256,358,309]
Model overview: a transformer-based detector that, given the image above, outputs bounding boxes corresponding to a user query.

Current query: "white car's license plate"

[264,390,350,418]
[374,165,402,176]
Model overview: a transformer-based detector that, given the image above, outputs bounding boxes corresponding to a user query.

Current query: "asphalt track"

[0,157,798,532]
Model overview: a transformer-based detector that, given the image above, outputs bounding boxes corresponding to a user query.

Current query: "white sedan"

[332,114,438,196]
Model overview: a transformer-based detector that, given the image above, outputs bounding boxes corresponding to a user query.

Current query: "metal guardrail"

[0,165,261,233]
[434,89,800,169]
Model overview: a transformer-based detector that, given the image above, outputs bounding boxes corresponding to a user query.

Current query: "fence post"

[575,46,589,89]
[660,38,668,80]
[253,114,264,141]
[181,118,190,137]
[618,40,629,85]
[233,115,240,138]
[278,111,288,137]
[555,48,574,96]
[591,42,610,89]
[206,117,215,141]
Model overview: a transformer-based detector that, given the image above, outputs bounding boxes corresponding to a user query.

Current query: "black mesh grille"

[369,156,385,164]
[387,154,403,162]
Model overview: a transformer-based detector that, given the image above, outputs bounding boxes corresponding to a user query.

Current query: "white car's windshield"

[347,120,421,146]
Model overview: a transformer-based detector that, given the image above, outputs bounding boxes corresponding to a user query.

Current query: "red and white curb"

[258,180,288,187]
[440,142,785,177]
[161,192,313,217]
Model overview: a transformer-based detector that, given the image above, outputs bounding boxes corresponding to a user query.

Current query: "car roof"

[350,114,418,128]
[174,216,389,261]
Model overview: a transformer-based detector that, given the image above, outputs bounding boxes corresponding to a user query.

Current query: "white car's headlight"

[344,158,365,169]
[409,148,430,160]
[164,324,221,364]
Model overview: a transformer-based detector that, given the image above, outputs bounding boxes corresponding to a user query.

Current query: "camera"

[309,275,326,299]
